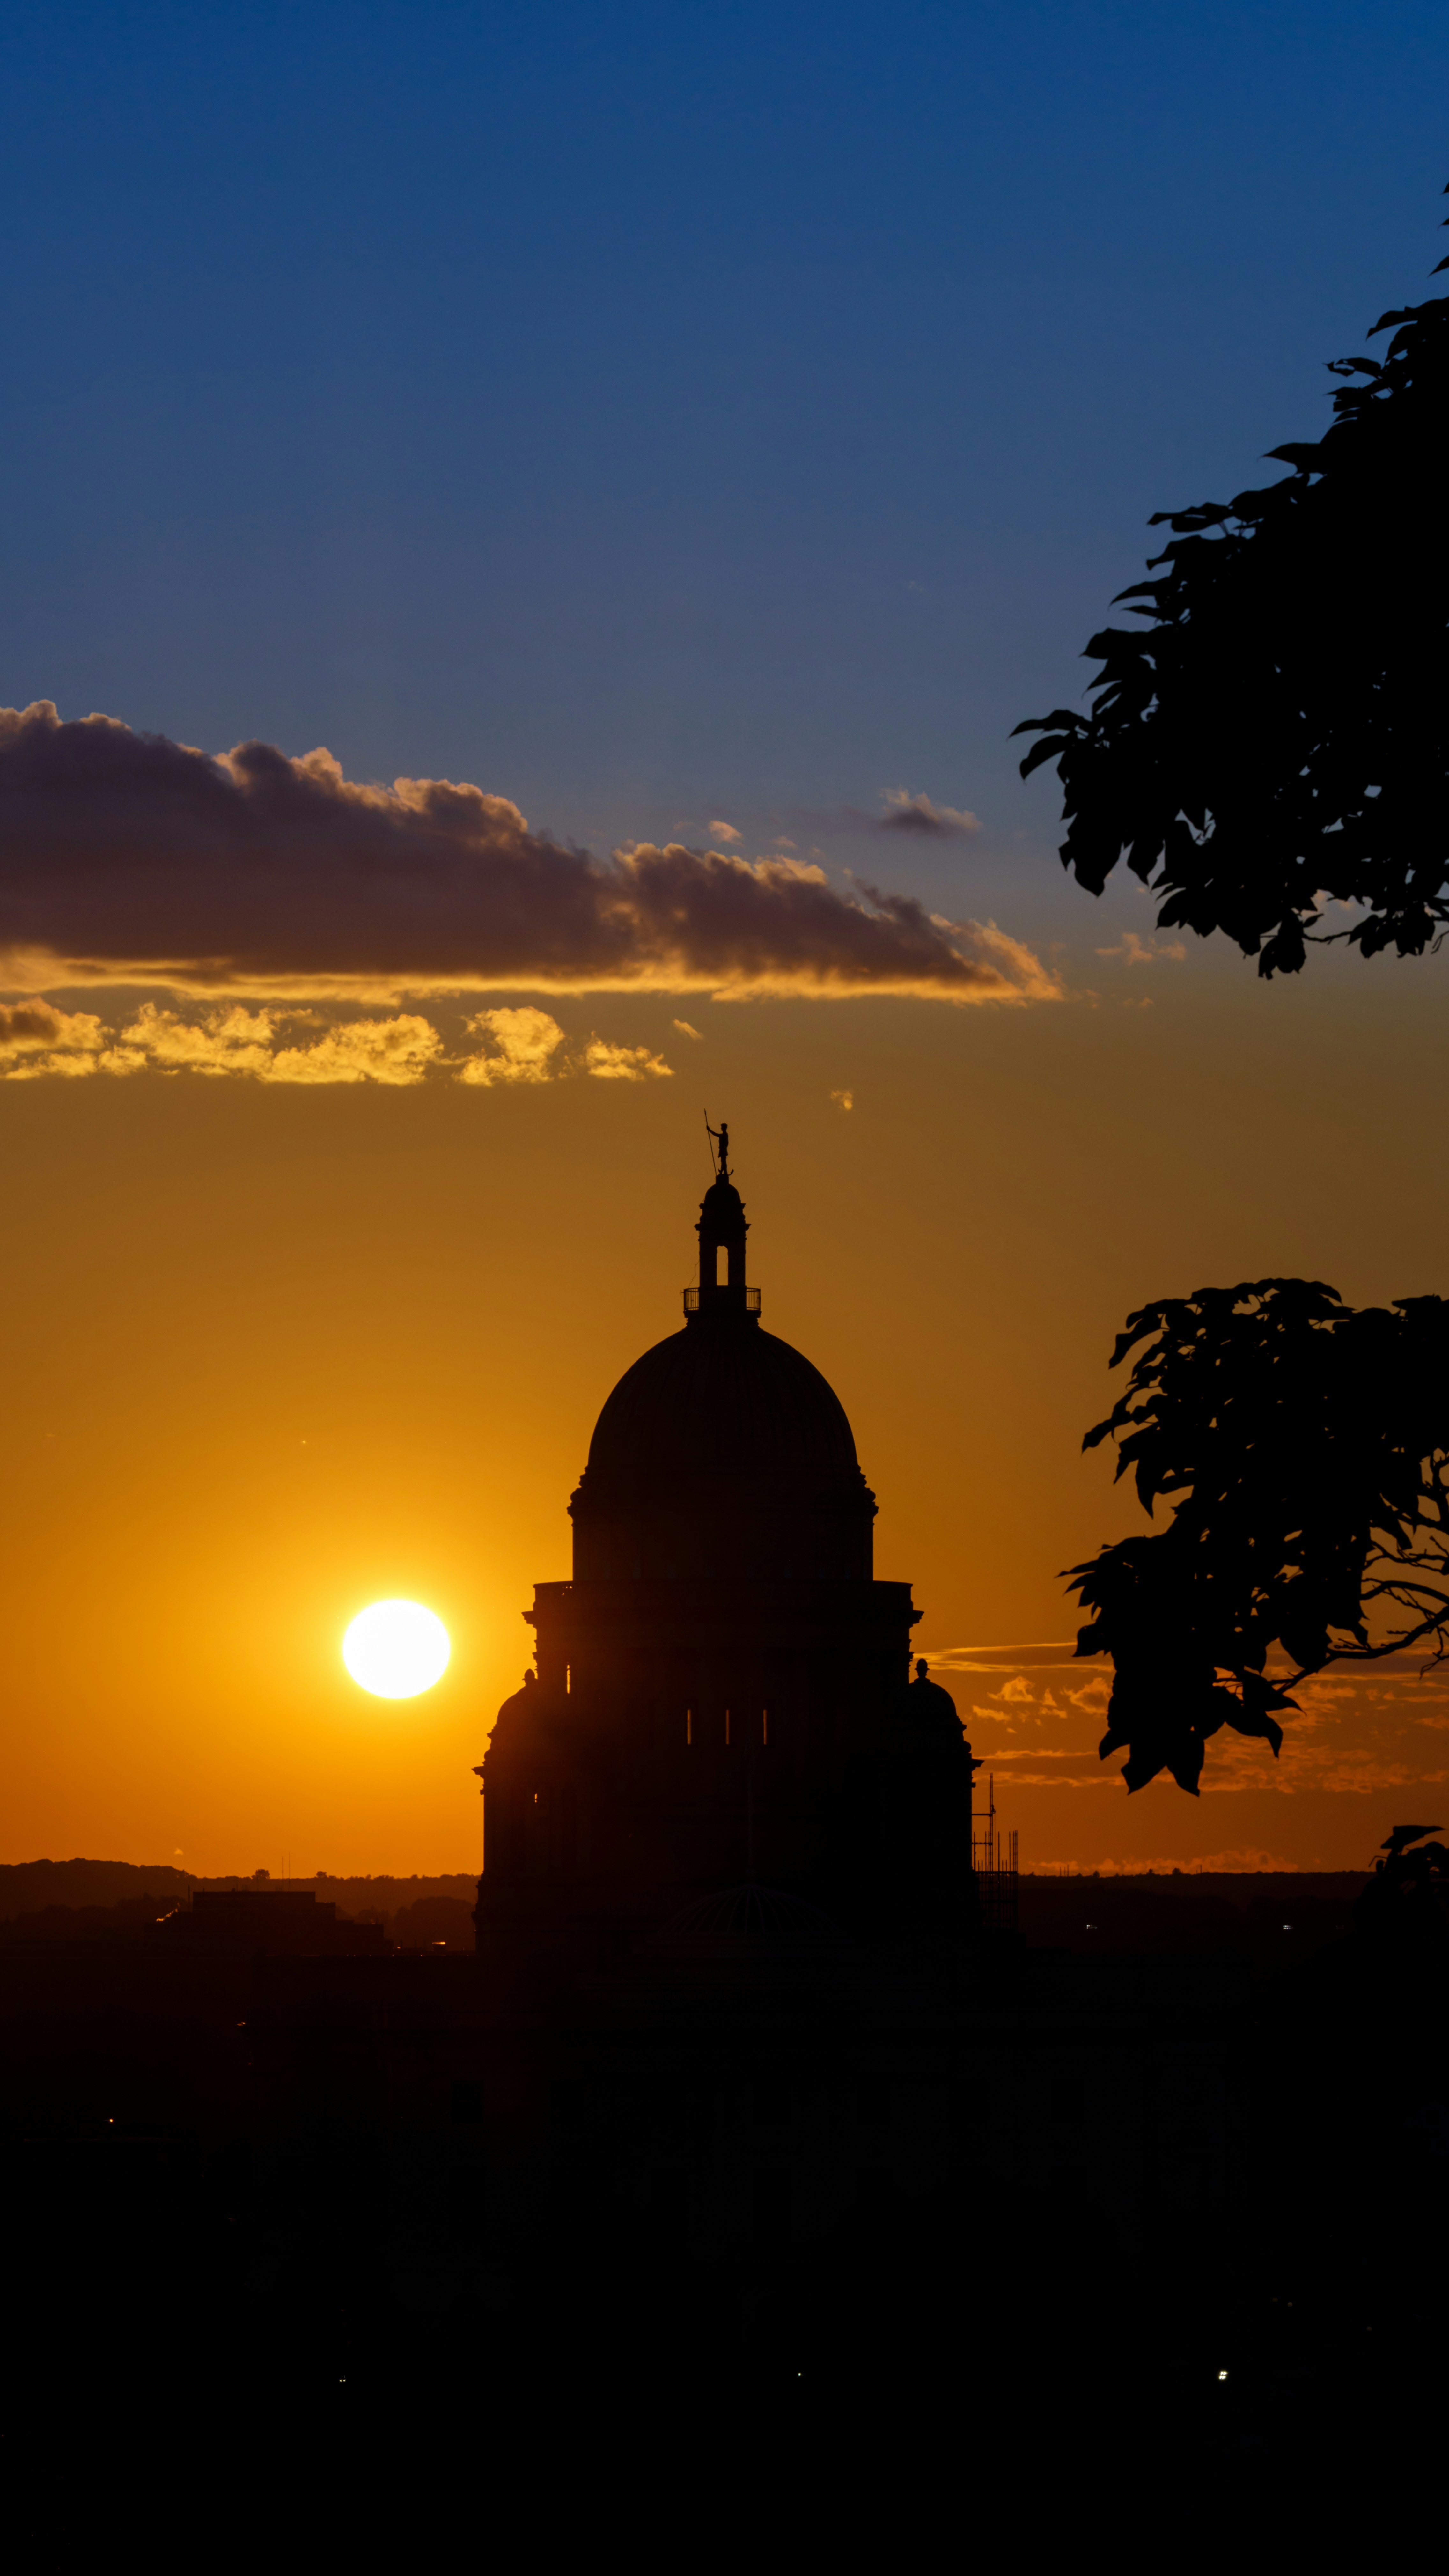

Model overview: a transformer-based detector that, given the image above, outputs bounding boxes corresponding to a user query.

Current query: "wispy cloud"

[922,1637,1449,1803]
[707,820,742,843]
[1096,930,1187,965]
[0,703,1050,1005]
[876,789,982,838]
[671,1018,703,1040]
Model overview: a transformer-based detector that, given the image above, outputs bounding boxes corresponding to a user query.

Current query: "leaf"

[1010,709,1082,738]
[1018,737,1071,781]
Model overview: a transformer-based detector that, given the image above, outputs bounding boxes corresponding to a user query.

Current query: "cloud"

[671,1018,703,1040]
[457,1006,566,1086]
[265,1015,445,1086]
[876,789,982,838]
[581,1037,673,1081]
[707,820,742,843]
[922,1642,1079,1672]
[829,1088,853,1111]
[931,1634,1449,1806]
[114,1002,279,1077]
[1096,930,1187,965]
[120,1002,447,1086]
[0,998,108,1075]
[0,991,683,1087]
[0,702,1052,1005]
[0,998,452,1085]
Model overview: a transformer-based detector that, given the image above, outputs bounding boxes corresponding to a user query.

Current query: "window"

[724,1708,731,1745]
[762,1707,769,1745]
[715,1241,729,1287]
[686,1709,693,1746]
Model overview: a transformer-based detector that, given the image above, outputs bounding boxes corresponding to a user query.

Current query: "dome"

[568,1132,877,1581]
[582,1318,862,1498]
[906,1661,965,1745]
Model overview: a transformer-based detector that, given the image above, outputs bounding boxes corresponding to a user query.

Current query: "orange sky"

[4,897,1446,1877]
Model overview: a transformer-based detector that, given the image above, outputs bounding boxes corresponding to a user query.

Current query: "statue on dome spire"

[705,1114,731,1182]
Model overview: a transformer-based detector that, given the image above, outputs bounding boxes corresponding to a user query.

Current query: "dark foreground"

[2,1873,1444,2506]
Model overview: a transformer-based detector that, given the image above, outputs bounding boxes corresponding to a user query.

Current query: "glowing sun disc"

[343,1600,450,1699]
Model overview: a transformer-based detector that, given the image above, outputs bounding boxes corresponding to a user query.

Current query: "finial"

[704,1112,731,1182]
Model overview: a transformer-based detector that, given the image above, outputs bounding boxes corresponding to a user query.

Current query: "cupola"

[687,1120,758,1318]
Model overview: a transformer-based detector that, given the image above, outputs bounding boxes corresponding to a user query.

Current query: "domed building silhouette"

[475,1129,977,1963]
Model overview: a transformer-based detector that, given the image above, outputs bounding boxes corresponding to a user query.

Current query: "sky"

[2,0,1447,1873]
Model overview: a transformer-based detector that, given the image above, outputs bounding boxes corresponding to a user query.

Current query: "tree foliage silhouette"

[1015,195,1449,975]
[1070,1283,1449,1793]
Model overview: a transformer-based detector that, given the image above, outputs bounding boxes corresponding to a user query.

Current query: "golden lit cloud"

[1,999,448,1085]
[456,1006,566,1086]
[116,1002,278,1076]
[0,993,685,1088]
[0,997,108,1075]
[581,1037,673,1081]
[264,1015,445,1086]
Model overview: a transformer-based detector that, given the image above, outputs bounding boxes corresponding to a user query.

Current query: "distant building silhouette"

[475,1139,978,1961]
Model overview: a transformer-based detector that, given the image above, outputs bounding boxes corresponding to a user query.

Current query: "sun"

[343,1599,451,1699]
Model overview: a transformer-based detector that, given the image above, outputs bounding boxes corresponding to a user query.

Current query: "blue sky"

[1,0,1445,915]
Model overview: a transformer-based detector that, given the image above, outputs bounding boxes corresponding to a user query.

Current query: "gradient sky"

[3,2,1447,1873]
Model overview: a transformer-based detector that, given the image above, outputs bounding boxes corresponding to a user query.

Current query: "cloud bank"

[0,703,1051,1005]
[0,997,677,1086]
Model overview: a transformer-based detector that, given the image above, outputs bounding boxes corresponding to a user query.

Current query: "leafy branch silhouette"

[1070,1282,1449,1792]
[1014,191,1449,976]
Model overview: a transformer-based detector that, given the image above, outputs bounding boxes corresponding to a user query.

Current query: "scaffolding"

[972,1772,1019,1938]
